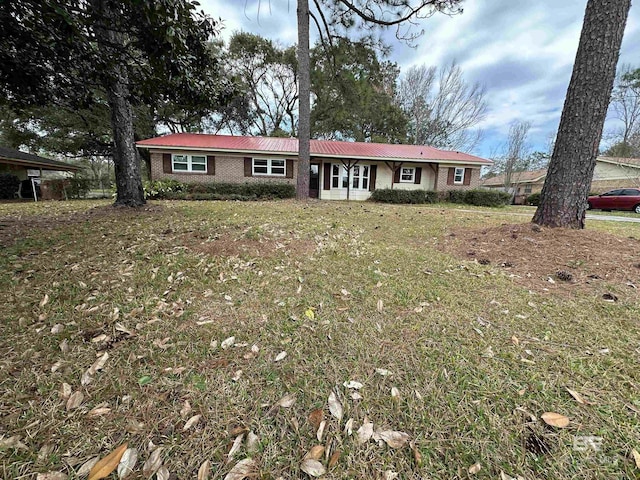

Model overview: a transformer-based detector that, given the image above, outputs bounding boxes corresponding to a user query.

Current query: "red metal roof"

[137,133,491,164]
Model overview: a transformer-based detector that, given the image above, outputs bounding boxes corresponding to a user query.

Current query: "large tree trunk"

[532,0,630,228]
[296,0,310,200]
[91,0,145,207]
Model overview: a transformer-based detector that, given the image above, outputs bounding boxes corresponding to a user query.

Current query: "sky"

[200,0,639,158]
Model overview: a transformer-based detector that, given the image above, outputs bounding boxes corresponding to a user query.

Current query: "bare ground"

[441,222,640,299]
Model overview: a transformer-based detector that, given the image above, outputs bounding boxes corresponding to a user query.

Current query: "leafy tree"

[226,32,299,136]
[0,0,234,207]
[294,0,464,199]
[533,0,632,228]
[397,62,487,151]
[311,38,407,143]
[605,64,640,157]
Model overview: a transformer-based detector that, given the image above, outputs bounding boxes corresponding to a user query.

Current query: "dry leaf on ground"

[343,380,363,389]
[468,462,481,474]
[317,420,326,442]
[66,391,84,411]
[77,457,99,477]
[357,421,374,444]
[156,466,170,480]
[198,460,211,480]
[117,448,137,479]
[36,473,67,480]
[410,441,422,467]
[142,447,163,478]
[541,412,570,428]
[632,449,640,468]
[274,351,287,362]
[246,431,259,453]
[328,391,343,421]
[224,458,256,480]
[300,459,326,477]
[328,450,340,468]
[566,387,591,405]
[308,408,323,430]
[221,336,235,349]
[305,445,325,460]
[227,434,244,463]
[183,414,202,431]
[377,431,411,449]
[87,443,128,480]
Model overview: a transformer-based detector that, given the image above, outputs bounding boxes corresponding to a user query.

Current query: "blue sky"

[201,0,639,158]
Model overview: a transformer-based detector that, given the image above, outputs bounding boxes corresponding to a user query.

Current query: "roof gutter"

[0,156,81,171]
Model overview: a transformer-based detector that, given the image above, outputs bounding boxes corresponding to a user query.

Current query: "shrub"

[0,174,20,199]
[463,189,511,207]
[370,189,438,204]
[158,182,295,201]
[526,192,541,206]
[68,176,92,199]
[447,190,467,204]
[144,179,188,199]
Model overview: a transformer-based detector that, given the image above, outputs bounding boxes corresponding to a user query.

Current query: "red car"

[587,188,640,214]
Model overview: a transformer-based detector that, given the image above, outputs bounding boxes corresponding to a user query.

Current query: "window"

[602,189,624,196]
[524,185,532,194]
[172,154,206,173]
[400,167,415,183]
[331,164,370,190]
[454,167,465,184]
[252,158,286,176]
[622,189,640,196]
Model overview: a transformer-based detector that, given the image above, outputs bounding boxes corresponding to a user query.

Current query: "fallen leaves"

[221,336,235,349]
[541,412,570,428]
[274,351,287,362]
[142,447,163,478]
[66,390,84,411]
[566,387,592,405]
[632,448,640,468]
[375,430,411,449]
[224,458,256,480]
[267,393,296,416]
[197,460,211,480]
[117,448,138,479]
[328,391,343,422]
[357,421,374,445]
[183,414,202,431]
[300,459,326,477]
[468,462,482,474]
[87,443,128,480]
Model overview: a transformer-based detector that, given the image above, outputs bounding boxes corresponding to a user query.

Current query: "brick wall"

[150,151,297,185]
[590,179,640,193]
[435,166,481,191]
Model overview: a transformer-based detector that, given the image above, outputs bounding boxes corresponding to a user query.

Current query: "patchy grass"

[1,199,640,479]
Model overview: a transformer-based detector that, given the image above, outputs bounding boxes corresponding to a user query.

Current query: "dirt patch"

[441,223,640,297]
[182,232,315,259]
[0,203,164,248]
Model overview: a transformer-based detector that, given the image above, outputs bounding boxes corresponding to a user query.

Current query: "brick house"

[481,156,640,204]
[136,133,491,200]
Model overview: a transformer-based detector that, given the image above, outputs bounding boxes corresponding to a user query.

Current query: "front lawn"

[1,200,639,479]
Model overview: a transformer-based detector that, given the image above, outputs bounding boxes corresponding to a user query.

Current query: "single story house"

[136,133,492,200]
[0,146,81,199]
[481,156,640,204]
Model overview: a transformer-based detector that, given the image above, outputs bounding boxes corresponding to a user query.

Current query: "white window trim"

[399,167,415,183]
[454,167,465,184]
[331,163,370,190]
[172,154,207,173]
[252,158,286,177]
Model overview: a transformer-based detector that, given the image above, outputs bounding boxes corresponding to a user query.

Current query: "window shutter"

[323,163,331,190]
[244,157,252,177]
[369,165,377,191]
[163,153,172,173]
[463,168,471,185]
[393,167,400,183]
[206,156,215,175]
[414,167,422,185]
[286,159,294,178]
[447,168,455,185]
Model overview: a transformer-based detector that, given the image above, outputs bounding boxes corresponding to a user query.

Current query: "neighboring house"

[481,156,640,204]
[0,146,81,199]
[136,133,492,200]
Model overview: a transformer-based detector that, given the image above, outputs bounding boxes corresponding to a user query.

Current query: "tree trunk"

[296,0,311,200]
[532,0,630,228]
[91,0,145,207]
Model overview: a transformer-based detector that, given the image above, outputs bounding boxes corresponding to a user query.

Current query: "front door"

[309,163,320,198]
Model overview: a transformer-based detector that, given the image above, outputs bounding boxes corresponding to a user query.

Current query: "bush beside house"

[0,174,20,199]
[372,188,511,207]
[144,180,295,201]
